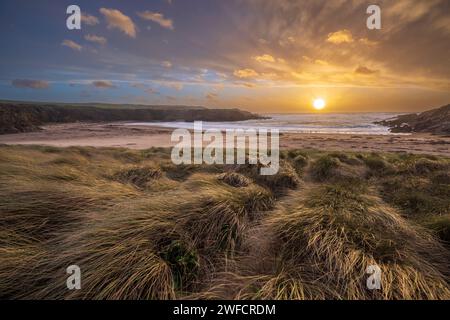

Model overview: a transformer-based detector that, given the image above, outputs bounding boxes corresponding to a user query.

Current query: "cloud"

[359,38,379,46]
[84,34,107,46]
[81,13,99,26]
[61,39,82,51]
[279,36,296,47]
[164,82,183,90]
[234,68,259,78]
[240,82,256,88]
[131,83,146,89]
[354,66,378,75]
[302,56,330,67]
[11,79,49,89]
[92,80,116,88]
[145,88,160,95]
[100,8,137,38]
[206,92,219,100]
[326,29,354,44]
[314,59,329,66]
[131,83,160,95]
[254,54,275,63]
[137,11,174,30]
[161,61,172,68]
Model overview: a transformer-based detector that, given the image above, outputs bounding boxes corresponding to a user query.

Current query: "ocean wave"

[126,113,407,135]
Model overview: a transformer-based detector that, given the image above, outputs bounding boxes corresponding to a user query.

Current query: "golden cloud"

[254,54,275,63]
[84,34,107,46]
[81,13,99,26]
[137,11,174,30]
[326,29,354,44]
[100,8,137,38]
[234,68,259,78]
[359,38,379,46]
[61,39,82,51]
[314,59,329,66]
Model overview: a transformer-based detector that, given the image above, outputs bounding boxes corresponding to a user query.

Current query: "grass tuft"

[217,172,251,187]
[113,166,162,189]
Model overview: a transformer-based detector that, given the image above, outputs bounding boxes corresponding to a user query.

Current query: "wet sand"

[0,122,449,156]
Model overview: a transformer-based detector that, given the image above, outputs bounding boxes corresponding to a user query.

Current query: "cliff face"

[0,102,262,134]
[377,104,450,135]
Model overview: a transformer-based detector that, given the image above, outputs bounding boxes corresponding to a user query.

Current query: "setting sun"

[313,98,326,110]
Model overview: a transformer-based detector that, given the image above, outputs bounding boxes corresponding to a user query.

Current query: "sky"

[0,0,449,113]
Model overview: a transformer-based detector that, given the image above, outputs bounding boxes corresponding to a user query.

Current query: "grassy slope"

[0,145,449,299]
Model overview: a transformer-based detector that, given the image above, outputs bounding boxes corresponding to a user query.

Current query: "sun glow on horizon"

[313,98,326,110]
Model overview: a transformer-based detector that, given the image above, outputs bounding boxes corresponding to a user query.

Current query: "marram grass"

[0,145,449,299]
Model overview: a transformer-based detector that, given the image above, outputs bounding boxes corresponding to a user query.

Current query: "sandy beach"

[0,121,448,156]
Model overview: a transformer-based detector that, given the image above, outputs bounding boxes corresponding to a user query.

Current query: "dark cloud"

[11,79,49,89]
[355,66,378,75]
[92,80,116,88]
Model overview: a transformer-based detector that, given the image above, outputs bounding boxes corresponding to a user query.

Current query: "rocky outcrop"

[376,104,450,135]
[0,101,262,134]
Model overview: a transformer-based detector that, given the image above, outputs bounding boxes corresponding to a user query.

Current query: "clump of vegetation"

[162,163,198,181]
[414,158,448,175]
[328,152,362,166]
[256,161,300,192]
[233,160,301,194]
[217,172,251,187]
[178,184,274,254]
[379,174,450,216]
[309,154,366,182]
[287,150,308,159]
[113,166,162,189]
[259,183,450,299]
[292,154,309,171]
[363,154,391,176]
[425,215,450,244]
[160,240,199,291]
[310,155,341,182]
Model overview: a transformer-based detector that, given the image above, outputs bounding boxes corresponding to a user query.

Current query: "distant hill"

[377,104,450,135]
[0,100,262,134]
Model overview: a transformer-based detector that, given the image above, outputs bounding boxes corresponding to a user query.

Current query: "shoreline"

[0,121,449,156]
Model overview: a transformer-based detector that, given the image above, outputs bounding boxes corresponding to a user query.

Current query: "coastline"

[0,121,449,156]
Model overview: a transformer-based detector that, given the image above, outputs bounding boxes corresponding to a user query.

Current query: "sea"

[126,113,407,135]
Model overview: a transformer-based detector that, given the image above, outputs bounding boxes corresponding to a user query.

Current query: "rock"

[376,104,450,135]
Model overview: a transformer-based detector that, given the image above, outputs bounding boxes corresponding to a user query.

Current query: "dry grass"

[260,183,450,299]
[0,145,449,299]
[217,172,251,188]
